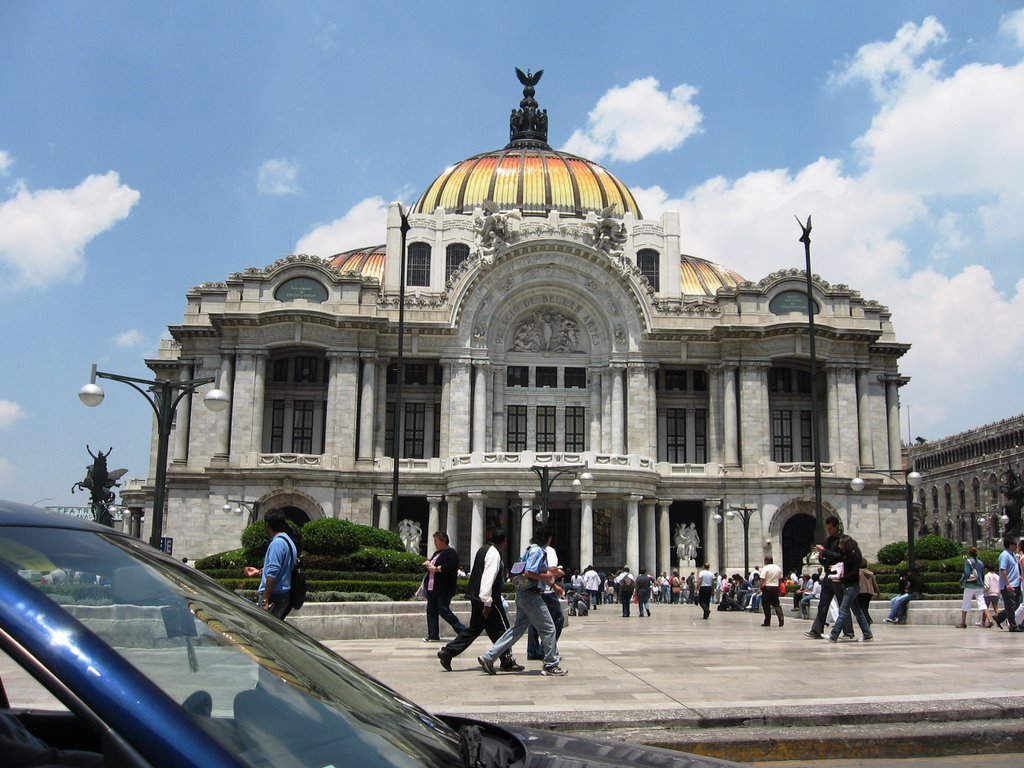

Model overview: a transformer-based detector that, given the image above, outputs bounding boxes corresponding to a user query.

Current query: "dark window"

[292,400,314,454]
[692,370,707,391]
[594,510,612,557]
[770,368,792,394]
[536,406,557,451]
[405,364,429,385]
[666,408,686,463]
[433,402,441,458]
[295,356,318,383]
[565,407,585,452]
[564,367,587,388]
[507,405,527,451]
[694,409,707,463]
[665,370,687,391]
[507,366,529,387]
[637,248,660,291]
[270,400,285,453]
[445,243,470,282]
[407,242,431,287]
[772,409,793,462]
[797,370,812,394]
[272,359,289,382]
[536,367,557,388]
[404,402,426,459]
[799,410,812,461]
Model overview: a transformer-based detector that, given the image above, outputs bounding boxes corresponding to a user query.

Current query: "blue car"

[0,500,746,767]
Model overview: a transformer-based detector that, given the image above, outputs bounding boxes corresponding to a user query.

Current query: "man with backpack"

[245,510,299,620]
[615,566,635,617]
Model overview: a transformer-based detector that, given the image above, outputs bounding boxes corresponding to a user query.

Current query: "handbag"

[779,581,787,595]
[509,560,530,589]
[828,562,844,581]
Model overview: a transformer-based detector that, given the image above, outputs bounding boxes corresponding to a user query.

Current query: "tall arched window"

[445,243,469,282]
[637,248,660,291]
[407,242,431,287]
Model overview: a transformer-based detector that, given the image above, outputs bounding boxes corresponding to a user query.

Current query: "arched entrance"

[775,500,819,577]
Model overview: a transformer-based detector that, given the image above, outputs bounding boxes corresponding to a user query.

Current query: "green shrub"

[351,526,406,552]
[914,535,963,561]
[344,547,424,573]
[307,591,393,602]
[876,541,908,565]
[240,522,272,561]
[195,548,248,570]
[301,518,360,556]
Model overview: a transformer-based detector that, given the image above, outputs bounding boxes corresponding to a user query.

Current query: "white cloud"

[113,329,145,348]
[830,16,949,102]
[0,400,26,429]
[294,196,389,257]
[0,150,11,175]
[0,171,140,290]
[1002,8,1024,48]
[638,16,1024,437]
[562,78,703,162]
[257,158,300,196]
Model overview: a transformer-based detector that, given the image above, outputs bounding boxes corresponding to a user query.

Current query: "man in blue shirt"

[477,524,567,677]
[244,510,296,620]
[995,536,1021,632]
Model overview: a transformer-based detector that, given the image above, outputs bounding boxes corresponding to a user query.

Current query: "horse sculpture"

[72,446,128,527]
[999,465,1024,538]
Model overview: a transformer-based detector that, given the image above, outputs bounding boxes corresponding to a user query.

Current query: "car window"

[0,526,463,768]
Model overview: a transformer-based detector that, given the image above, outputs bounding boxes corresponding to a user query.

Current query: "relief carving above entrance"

[509,310,581,353]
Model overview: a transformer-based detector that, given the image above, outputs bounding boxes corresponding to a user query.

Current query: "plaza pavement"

[323,601,1024,763]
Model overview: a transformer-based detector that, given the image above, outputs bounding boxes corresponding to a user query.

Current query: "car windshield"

[0,524,464,768]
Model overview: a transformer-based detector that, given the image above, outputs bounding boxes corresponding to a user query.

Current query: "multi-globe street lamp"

[715,504,757,576]
[222,499,260,527]
[850,467,923,570]
[529,464,594,524]
[79,364,229,551]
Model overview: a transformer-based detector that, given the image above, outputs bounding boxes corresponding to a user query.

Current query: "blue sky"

[2,2,1023,507]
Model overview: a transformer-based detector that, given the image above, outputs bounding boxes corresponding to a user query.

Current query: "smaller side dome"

[328,246,385,282]
[680,255,745,296]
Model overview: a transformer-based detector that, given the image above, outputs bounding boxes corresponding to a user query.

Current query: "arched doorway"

[780,511,816,577]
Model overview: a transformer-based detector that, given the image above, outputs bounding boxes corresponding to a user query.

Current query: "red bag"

[779,581,787,595]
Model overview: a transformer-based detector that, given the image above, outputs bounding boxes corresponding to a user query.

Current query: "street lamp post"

[724,504,757,576]
[79,364,229,551]
[222,499,261,527]
[390,206,411,529]
[529,464,594,524]
[850,467,923,570]
[796,215,824,543]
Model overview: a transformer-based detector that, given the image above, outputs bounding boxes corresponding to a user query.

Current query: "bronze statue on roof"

[509,68,550,149]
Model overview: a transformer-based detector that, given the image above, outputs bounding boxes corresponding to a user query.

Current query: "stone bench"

[802,598,973,626]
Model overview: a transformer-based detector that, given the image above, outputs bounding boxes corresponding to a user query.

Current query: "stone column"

[374,357,389,458]
[885,378,902,470]
[439,361,451,459]
[229,352,257,457]
[704,500,722,572]
[642,499,657,573]
[826,366,840,463]
[378,494,392,532]
[589,367,602,452]
[857,368,873,468]
[579,492,595,569]
[358,354,376,460]
[658,500,671,576]
[836,367,858,466]
[469,492,485,558]
[328,353,359,464]
[739,363,770,468]
[427,496,442,540]
[611,364,625,454]
[707,366,722,464]
[448,361,472,455]
[172,363,194,463]
[723,364,738,466]
[213,354,233,459]
[251,353,266,452]
[648,365,659,459]
[472,364,488,453]
[519,491,535,554]
[492,366,505,452]
[445,494,460,551]
[624,494,641,572]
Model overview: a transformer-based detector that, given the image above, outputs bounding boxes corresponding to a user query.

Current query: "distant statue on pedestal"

[674,522,700,565]
[71,446,127,527]
[999,465,1024,537]
[398,518,423,555]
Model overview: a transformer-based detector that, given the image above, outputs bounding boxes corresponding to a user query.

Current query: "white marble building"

[122,74,913,576]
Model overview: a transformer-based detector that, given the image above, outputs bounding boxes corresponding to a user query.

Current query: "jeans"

[829,583,872,641]
[426,589,466,640]
[887,592,919,621]
[998,586,1021,629]
[481,587,559,668]
[637,591,651,616]
[527,591,564,659]
[588,589,600,609]
[621,590,633,616]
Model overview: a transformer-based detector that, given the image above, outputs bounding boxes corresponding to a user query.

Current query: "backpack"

[284,535,307,611]
[620,573,635,590]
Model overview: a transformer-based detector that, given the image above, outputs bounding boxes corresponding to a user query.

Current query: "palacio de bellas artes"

[120,71,917,577]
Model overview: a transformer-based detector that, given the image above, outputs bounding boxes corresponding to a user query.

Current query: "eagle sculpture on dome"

[515,67,543,87]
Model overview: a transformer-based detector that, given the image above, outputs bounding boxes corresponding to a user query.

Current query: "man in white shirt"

[527,536,565,660]
[697,563,715,619]
[758,556,785,627]
[582,565,601,610]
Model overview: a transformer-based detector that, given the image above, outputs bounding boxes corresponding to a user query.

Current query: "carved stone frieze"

[507,310,582,353]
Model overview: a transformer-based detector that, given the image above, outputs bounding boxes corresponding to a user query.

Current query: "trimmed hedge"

[302,518,360,556]
[341,547,423,573]
[194,548,248,569]
[220,578,423,601]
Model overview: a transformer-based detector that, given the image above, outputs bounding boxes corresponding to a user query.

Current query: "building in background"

[122,73,913,576]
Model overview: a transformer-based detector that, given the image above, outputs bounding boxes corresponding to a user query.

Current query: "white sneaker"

[541,665,568,676]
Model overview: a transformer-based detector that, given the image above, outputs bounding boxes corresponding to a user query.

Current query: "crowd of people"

[416,521,1024,675]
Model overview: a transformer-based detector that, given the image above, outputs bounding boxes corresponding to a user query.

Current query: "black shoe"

[437,650,452,671]
[500,659,525,672]
[804,631,821,639]
[779,619,784,627]
[422,637,440,643]
[761,622,771,627]
[526,654,543,661]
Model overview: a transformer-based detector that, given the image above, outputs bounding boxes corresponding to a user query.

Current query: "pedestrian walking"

[697,563,715,619]
[805,515,850,640]
[758,556,784,627]
[422,531,467,642]
[994,536,1021,632]
[955,546,986,629]
[827,536,873,643]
